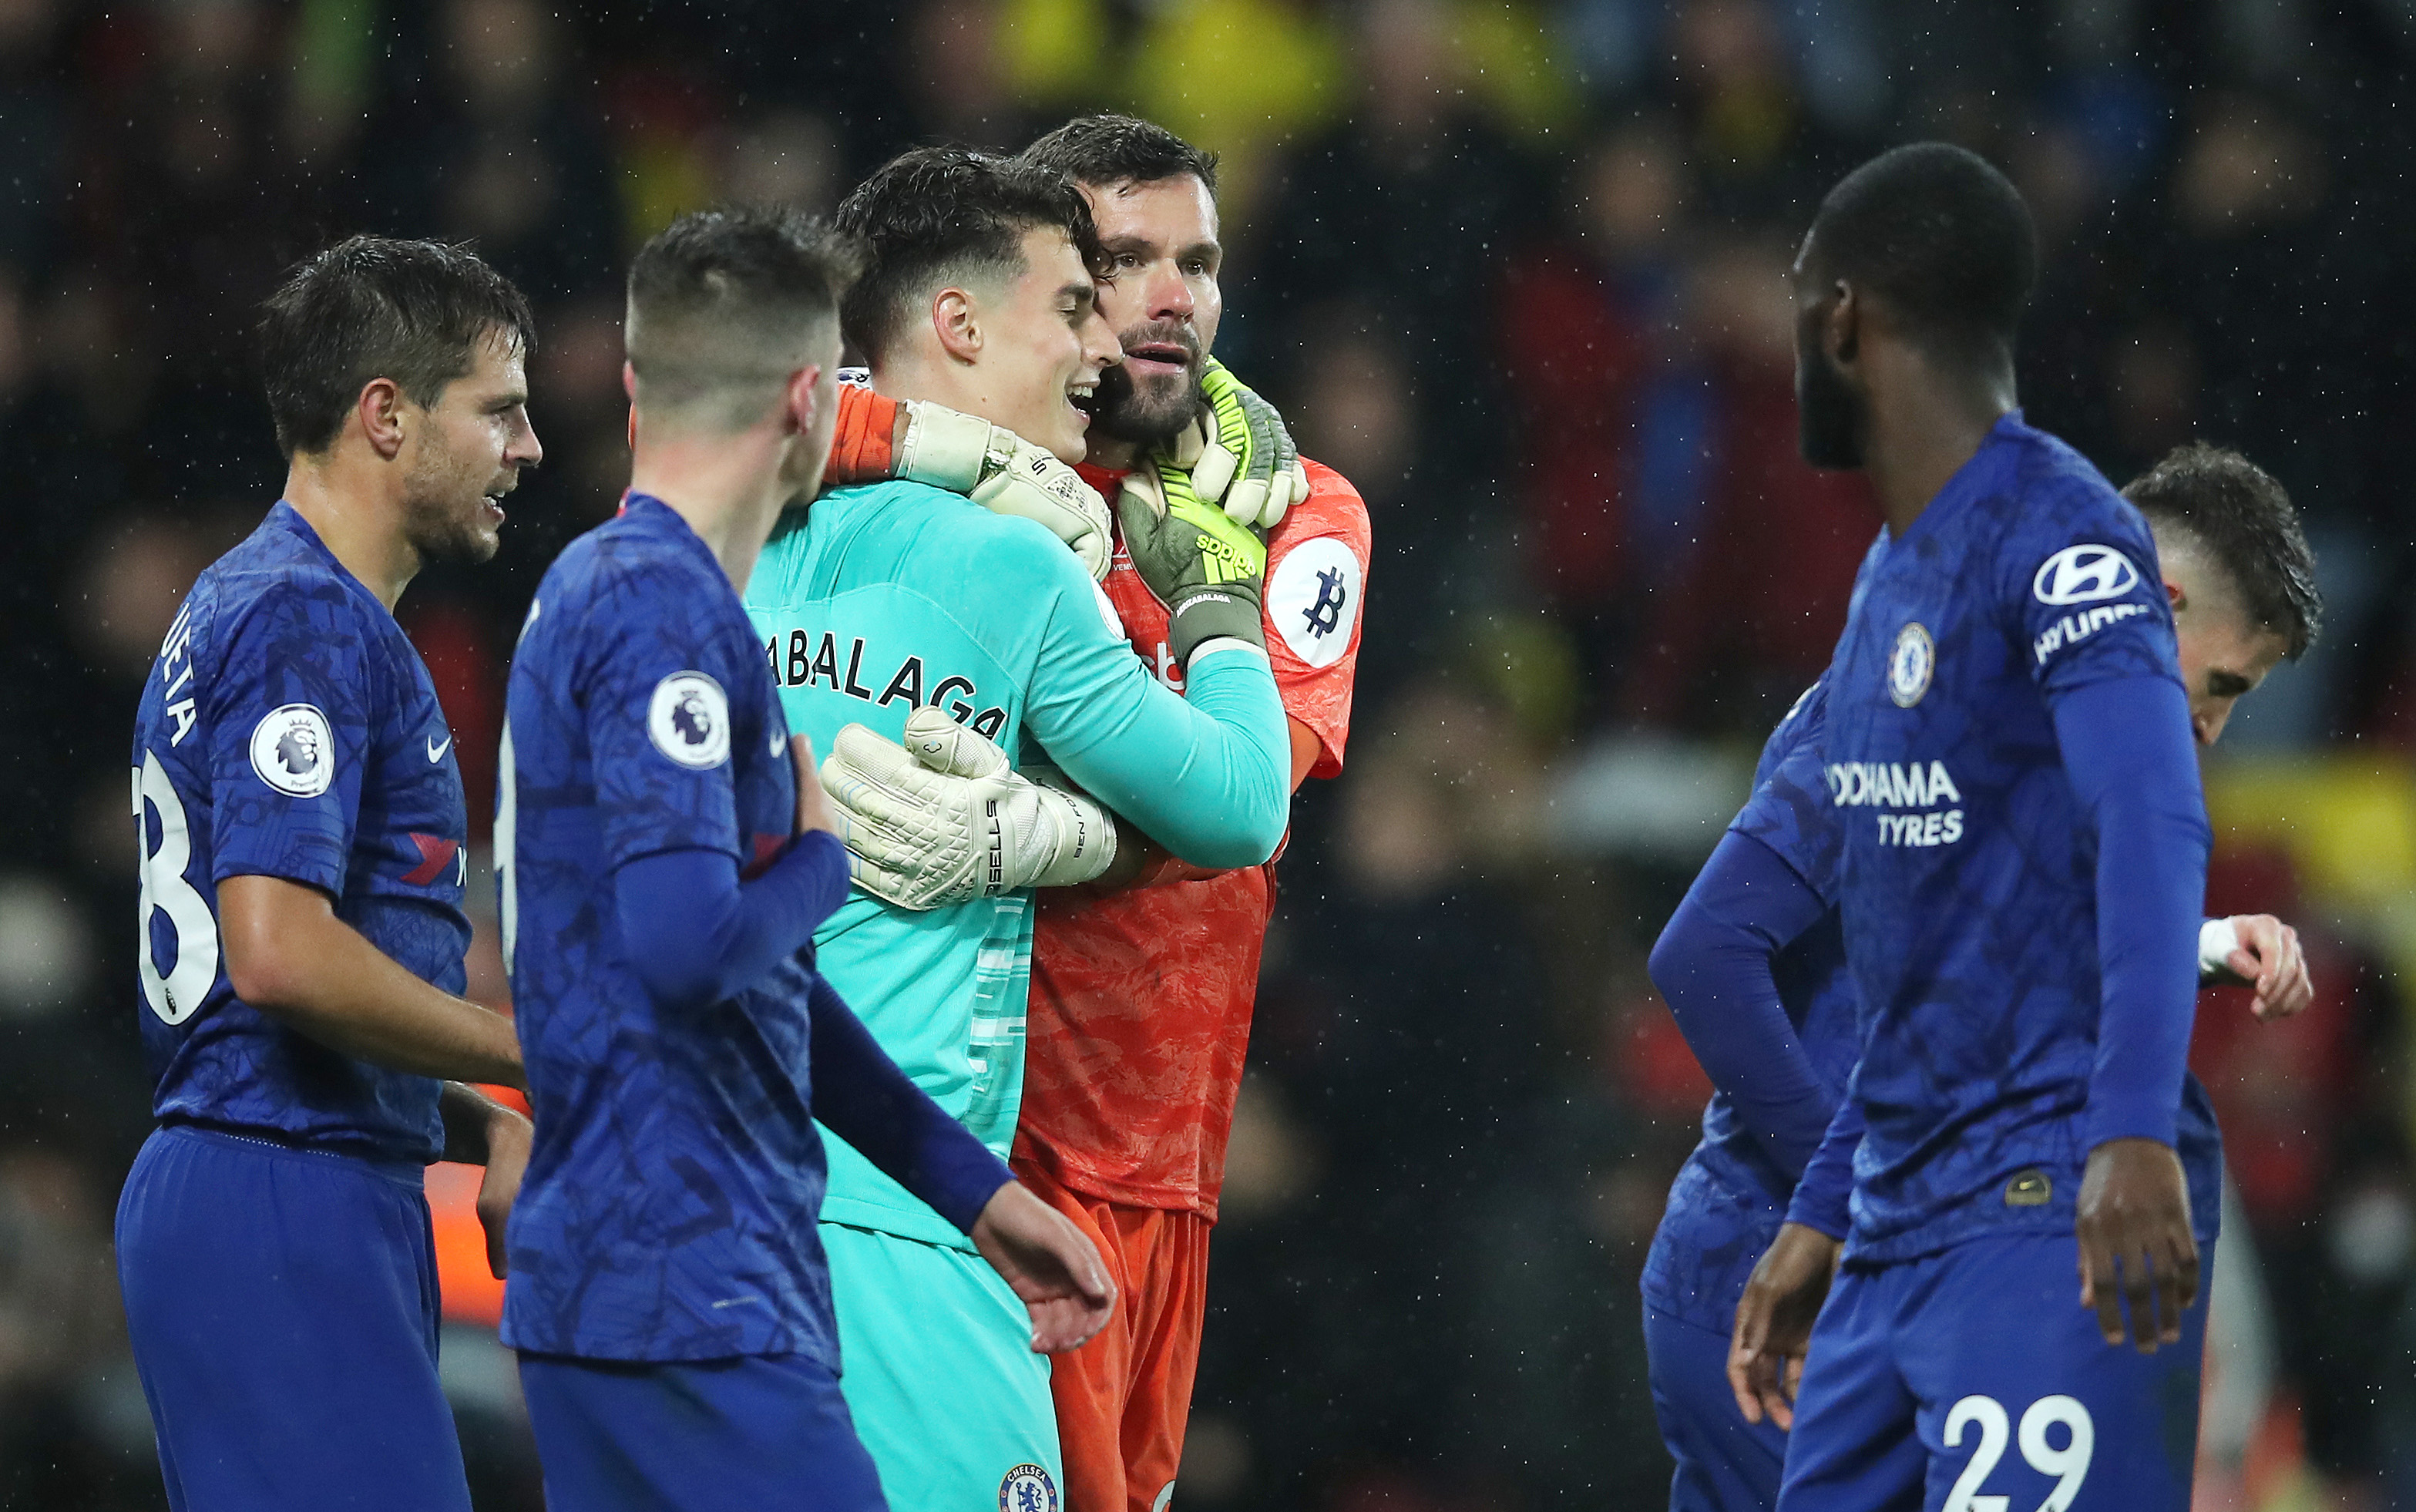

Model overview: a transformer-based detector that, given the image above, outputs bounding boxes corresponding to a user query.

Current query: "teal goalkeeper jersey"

[745,479,1289,1249]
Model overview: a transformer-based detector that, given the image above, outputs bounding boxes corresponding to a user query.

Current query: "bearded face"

[1087,316,1203,445]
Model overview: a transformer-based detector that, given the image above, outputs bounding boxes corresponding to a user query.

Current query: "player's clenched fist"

[2201,912,2312,1020]
[1728,1221,1840,1430]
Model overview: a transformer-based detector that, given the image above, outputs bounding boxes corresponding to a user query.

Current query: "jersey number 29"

[1943,1393,2095,1512]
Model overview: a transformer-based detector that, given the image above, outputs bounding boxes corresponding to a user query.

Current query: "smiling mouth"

[1067,377,1098,423]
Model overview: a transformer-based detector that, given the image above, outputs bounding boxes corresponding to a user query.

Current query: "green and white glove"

[894,399,1114,581]
[818,707,1117,911]
[1117,459,1268,666]
[1175,358,1309,531]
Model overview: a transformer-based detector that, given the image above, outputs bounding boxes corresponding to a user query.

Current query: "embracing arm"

[1087,717,1324,891]
[1040,642,1290,872]
[220,874,523,1088]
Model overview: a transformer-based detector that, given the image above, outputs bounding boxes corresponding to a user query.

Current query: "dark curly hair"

[2123,442,2323,658]
[833,146,1100,367]
[258,236,534,459]
[1020,113,1220,197]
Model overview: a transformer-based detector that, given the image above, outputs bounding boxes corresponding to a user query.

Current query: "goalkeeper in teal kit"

[745,147,1290,1510]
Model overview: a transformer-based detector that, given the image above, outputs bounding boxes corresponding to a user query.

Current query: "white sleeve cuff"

[1185,638,1271,672]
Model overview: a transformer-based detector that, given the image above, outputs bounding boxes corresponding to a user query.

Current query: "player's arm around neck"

[220,873,523,1088]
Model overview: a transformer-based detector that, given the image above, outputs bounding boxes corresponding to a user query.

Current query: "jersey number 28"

[133,752,219,1025]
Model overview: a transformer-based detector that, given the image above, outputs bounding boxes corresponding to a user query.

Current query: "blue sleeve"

[1648,831,1837,1177]
[613,834,849,1013]
[2010,489,2180,697]
[2051,676,2211,1150]
[1014,530,1290,867]
[1785,1093,1864,1240]
[205,583,372,892]
[807,974,1014,1232]
[586,559,758,868]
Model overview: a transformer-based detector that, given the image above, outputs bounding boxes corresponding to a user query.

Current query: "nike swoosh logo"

[770,730,784,756]
[428,735,453,763]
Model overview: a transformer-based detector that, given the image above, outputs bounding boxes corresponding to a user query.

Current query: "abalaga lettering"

[763,630,1007,739]
[2033,600,2147,664]
[1826,759,1966,848]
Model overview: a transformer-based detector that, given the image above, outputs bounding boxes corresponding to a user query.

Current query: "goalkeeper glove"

[825,383,1114,581]
[1174,358,1309,531]
[819,707,1117,910]
[1117,459,1268,666]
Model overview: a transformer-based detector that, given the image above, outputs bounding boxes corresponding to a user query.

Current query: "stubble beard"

[402,443,504,565]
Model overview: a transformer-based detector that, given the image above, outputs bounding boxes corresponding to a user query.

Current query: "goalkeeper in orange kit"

[812,115,1371,1511]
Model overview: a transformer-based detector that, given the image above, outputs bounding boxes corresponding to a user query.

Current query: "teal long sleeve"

[1036,641,1290,870]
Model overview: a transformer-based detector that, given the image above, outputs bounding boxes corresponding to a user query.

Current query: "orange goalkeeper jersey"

[1011,458,1370,1219]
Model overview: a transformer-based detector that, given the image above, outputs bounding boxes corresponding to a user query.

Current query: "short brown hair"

[258,236,534,459]
[2123,442,2323,658]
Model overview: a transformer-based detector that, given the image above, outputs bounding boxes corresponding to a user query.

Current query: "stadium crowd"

[4,0,2416,1507]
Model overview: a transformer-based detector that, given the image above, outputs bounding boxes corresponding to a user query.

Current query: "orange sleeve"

[1262,461,1372,779]
[825,381,902,486]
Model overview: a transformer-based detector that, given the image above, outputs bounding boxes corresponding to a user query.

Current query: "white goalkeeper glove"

[892,400,1114,580]
[818,707,1117,910]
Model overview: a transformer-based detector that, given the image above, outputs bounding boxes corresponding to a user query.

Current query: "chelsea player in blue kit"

[1705,145,2322,1512]
[1642,447,2318,1512]
[499,207,1113,1512]
[120,238,542,1510]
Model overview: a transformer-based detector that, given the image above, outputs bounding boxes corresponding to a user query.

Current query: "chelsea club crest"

[1000,1463,1060,1512]
[1888,623,1935,708]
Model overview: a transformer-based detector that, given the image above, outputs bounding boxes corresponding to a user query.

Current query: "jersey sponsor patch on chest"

[1826,758,1966,848]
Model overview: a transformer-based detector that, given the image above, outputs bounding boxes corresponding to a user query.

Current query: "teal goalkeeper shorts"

[823,1221,1064,1510]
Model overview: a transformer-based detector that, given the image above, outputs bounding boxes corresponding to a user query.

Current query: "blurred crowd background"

[5,0,2416,1507]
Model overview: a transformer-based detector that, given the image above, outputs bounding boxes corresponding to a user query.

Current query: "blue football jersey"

[127,502,466,1164]
[1820,413,2220,1265]
[499,495,836,1363]
[1642,677,1860,1331]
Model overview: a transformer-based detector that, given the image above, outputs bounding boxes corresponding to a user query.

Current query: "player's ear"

[2164,575,2186,612]
[358,377,407,460]
[1826,280,1860,367]
[932,287,980,364]
[785,364,823,436]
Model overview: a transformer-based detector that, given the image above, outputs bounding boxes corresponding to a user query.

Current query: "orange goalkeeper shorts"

[1016,1160,1210,1512]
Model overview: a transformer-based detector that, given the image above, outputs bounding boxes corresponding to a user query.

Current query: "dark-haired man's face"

[400,328,539,563]
[1077,174,1221,457]
[2158,533,2292,747]
[974,227,1123,463]
[1791,237,1865,470]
